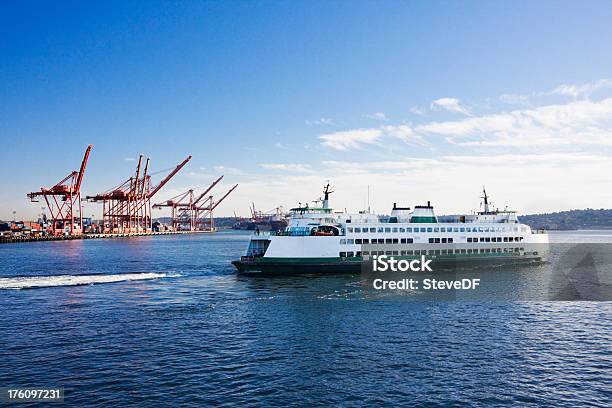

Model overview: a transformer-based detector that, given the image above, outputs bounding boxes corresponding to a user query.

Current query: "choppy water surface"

[1,231,611,406]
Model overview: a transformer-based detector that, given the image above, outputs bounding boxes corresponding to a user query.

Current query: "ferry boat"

[232,184,549,274]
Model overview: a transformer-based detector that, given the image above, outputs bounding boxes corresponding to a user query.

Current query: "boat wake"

[0,272,174,290]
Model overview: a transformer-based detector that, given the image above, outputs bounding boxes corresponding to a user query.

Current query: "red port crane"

[87,155,191,234]
[194,184,238,231]
[27,145,92,236]
[153,176,237,232]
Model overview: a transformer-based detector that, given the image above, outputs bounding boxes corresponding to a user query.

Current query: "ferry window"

[480,238,485,242]
[370,228,376,233]
[460,227,465,232]
[378,227,384,233]
[355,227,361,233]
[467,249,472,254]
[363,251,370,256]
[407,228,412,232]
[348,227,353,233]
[356,251,362,257]
[509,237,514,242]
[467,238,472,243]
[340,239,346,244]
[407,238,413,243]
[429,238,434,243]
[420,228,426,233]
[497,237,502,242]
[434,227,439,233]
[363,239,369,244]
[348,239,355,244]
[392,238,398,244]
[427,227,433,232]
[407,250,414,255]
[434,238,441,243]
[385,238,392,244]
[339,252,346,257]
[392,250,399,256]
[385,227,391,233]
[392,227,398,233]
[448,238,453,243]
[435,250,441,255]
[442,238,447,243]
[401,238,406,244]
[355,239,362,244]
[478,227,484,232]
[503,237,508,242]
[485,237,491,242]
[400,250,406,256]
[399,228,405,233]
[378,238,385,244]
[452,228,458,232]
[441,227,446,233]
[441,249,447,255]
[385,251,392,255]
[347,252,354,257]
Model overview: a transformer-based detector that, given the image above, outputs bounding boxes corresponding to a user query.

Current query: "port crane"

[87,155,191,233]
[27,145,92,236]
[153,175,232,231]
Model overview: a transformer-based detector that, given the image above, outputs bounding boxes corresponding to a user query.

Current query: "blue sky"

[2,1,612,220]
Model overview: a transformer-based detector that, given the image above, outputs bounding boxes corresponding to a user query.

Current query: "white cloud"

[430,97,471,115]
[274,142,290,150]
[550,79,612,98]
[228,151,612,217]
[319,128,383,151]
[499,94,531,105]
[319,125,424,150]
[364,112,389,121]
[124,157,135,162]
[499,79,612,105]
[213,165,246,175]
[260,163,312,172]
[306,117,334,126]
[417,97,612,147]
[410,106,426,116]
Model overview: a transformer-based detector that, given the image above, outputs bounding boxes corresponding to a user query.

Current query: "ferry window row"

[467,237,524,243]
[347,226,525,234]
[340,238,415,245]
[339,247,525,258]
[428,238,454,243]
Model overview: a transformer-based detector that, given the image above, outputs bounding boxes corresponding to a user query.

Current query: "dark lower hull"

[232,255,546,276]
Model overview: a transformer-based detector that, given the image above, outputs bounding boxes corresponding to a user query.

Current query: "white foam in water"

[0,272,171,290]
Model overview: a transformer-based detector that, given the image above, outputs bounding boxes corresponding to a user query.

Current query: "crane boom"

[194,175,224,205]
[211,184,238,211]
[74,144,92,193]
[148,155,192,198]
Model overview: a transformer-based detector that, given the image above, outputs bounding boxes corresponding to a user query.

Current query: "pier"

[0,230,211,244]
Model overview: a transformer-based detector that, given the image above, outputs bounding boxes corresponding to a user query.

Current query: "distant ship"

[232,184,549,274]
[232,204,288,232]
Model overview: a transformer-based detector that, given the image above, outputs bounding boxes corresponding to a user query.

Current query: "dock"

[0,230,211,244]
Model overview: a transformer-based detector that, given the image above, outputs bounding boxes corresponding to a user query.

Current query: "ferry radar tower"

[322,182,334,209]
